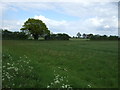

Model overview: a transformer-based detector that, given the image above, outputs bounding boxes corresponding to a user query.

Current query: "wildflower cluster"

[2,53,34,88]
[47,67,72,88]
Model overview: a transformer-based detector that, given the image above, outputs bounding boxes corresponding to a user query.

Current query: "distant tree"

[109,35,118,40]
[77,32,81,38]
[102,35,108,40]
[20,18,50,40]
[45,33,70,40]
[87,34,93,39]
[90,34,118,40]
[83,33,87,39]
[2,30,28,40]
[13,32,28,40]
[90,34,100,40]
[60,33,70,40]
[2,30,13,40]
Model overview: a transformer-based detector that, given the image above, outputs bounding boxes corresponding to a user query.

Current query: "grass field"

[2,40,118,88]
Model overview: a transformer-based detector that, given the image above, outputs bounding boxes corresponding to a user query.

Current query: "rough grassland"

[2,40,118,88]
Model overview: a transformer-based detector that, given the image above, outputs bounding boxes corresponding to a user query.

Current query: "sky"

[0,0,119,36]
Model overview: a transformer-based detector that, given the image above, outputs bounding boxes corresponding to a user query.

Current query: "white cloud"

[1,0,119,2]
[1,14,118,36]
[1,13,118,36]
[2,20,24,31]
[57,2,118,19]
[104,25,110,29]
[34,15,69,32]
[1,2,118,17]
[0,2,118,36]
[88,17,104,27]
[33,15,118,36]
[34,15,67,26]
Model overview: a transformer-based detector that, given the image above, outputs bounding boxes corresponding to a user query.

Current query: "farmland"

[2,40,118,88]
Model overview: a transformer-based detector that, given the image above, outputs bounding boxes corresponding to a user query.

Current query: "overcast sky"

[0,0,119,36]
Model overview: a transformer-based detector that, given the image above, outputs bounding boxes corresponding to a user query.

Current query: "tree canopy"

[2,29,28,40]
[77,32,81,38]
[45,33,70,40]
[20,18,50,40]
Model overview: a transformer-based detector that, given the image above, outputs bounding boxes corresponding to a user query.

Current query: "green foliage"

[21,18,50,40]
[2,30,28,40]
[77,32,81,38]
[2,40,118,88]
[75,32,118,40]
[82,33,87,39]
[45,33,70,40]
[90,35,118,40]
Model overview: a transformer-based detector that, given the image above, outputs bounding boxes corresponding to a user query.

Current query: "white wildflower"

[56,74,59,78]
[64,68,67,71]
[88,84,91,88]
[54,80,60,84]
[47,85,50,88]
[58,67,61,69]
[6,75,11,79]
[66,80,68,82]
[60,77,63,81]
[65,85,68,88]
[30,67,33,69]
[2,78,4,81]
[51,83,53,85]
[11,63,14,66]
[13,83,15,86]
[62,85,65,88]
[7,67,14,70]
[15,68,18,72]
[7,63,10,65]
[26,62,29,64]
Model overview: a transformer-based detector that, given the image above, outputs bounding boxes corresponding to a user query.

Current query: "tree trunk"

[33,34,39,40]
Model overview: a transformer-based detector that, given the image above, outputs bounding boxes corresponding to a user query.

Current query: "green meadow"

[2,40,118,88]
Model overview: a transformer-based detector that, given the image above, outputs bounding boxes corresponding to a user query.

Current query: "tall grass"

[2,40,118,88]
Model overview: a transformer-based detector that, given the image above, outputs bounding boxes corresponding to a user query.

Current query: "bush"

[90,35,118,40]
[45,33,70,40]
[2,30,28,40]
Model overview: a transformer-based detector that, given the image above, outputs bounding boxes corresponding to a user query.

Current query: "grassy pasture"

[2,40,118,88]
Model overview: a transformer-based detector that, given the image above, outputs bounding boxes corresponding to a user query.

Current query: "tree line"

[1,18,119,41]
[2,29,28,40]
[1,29,70,40]
[2,18,70,40]
[76,32,119,40]
[2,29,118,41]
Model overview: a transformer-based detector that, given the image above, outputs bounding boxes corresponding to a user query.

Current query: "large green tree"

[20,18,50,40]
